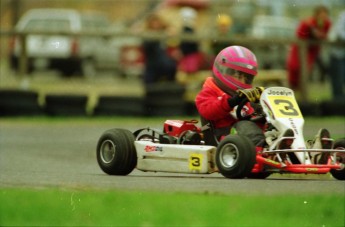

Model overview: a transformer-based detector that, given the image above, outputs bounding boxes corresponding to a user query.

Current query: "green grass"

[0,117,344,226]
[1,188,344,227]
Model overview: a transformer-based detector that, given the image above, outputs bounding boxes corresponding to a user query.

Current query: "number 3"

[191,157,200,167]
[274,99,299,116]
[189,154,203,171]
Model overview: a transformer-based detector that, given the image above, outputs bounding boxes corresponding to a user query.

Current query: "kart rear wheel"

[216,135,256,179]
[330,138,345,180]
[97,128,137,175]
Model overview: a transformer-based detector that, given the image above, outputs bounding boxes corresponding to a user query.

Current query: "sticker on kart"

[267,95,302,119]
[189,153,203,171]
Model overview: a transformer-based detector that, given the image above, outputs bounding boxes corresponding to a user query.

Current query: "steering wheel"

[236,98,265,122]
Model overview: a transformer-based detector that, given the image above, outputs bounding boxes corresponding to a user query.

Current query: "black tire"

[0,90,43,116]
[60,68,75,77]
[145,82,185,103]
[298,102,321,116]
[44,94,88,116]
[96,128,137,175]
[321,100,345,116]
[145,82,186,116]
[55,59,80,77]
[10,55,34,74]
[93,96,146,116]
[247,172,271,179]
[330,138,345,180]
[216,135,256,179]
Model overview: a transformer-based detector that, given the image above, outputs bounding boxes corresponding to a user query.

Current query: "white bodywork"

[130,87,343,175]
[260,87,311,164]
[134,141,216,174]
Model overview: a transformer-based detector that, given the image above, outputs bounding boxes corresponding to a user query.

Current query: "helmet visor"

[233,71,254,85]
[216,62,254,85]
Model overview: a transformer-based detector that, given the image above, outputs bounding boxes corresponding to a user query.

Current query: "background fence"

[0,0,344,117]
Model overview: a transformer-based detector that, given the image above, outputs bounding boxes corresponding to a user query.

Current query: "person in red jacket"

[287,5,331,89]
[195,45,264,146]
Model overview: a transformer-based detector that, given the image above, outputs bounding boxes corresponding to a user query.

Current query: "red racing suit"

[195,77,254,131]
[287,17,331,88]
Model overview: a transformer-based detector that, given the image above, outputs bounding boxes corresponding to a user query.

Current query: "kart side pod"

[134,141,217,174]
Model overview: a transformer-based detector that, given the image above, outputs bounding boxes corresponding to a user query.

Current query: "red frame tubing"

[253,154,343,174]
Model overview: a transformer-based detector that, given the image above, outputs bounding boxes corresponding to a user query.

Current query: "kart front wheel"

[330,138,345,180]
[97,128,137,175]
[216,135,256,179]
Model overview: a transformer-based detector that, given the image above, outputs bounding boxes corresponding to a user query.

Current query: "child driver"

[195,45,264,146]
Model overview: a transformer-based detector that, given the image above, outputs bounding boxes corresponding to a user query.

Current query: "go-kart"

[96,87,345,180]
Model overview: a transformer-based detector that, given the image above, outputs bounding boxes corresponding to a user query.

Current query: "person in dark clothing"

[211,13,233,56]
[178,7,206,74]
[180,25,199,57]
[142,14,177,85]
[329,10,345,100]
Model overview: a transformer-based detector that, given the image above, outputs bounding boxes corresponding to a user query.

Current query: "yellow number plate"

[189,153,203,171]
[268,96,302,118]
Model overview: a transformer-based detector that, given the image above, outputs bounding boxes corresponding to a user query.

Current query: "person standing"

[329,11,345,100]
[178,7,204,74]
[211,13,233,56]
[286,5,331,89]
[142,14,177,85]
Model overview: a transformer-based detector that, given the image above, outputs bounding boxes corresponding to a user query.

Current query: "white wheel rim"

[219,143,239,168]
[100,140,116,164]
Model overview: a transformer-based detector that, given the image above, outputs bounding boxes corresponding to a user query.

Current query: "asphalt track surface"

[0,119,344,195]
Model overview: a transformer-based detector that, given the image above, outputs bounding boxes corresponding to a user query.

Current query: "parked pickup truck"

[10,8,117,77]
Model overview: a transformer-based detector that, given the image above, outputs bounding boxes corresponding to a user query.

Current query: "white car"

[250,15,297,39]
[248,15,297,69]
[10,8,116,77]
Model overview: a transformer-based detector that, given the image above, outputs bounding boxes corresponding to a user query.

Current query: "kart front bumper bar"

[255,156,344,174]
[263,148,345,154]
[255,148,345,174]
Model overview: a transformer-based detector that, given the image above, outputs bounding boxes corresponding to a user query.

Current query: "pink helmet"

[212,45,258,94]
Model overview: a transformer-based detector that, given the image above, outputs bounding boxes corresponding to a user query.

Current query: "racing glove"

[237,87,265,103]
[227,94,246,108]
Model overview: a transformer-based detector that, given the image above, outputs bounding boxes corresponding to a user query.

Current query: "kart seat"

[200,116,266,147]
[200,116,229,146]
